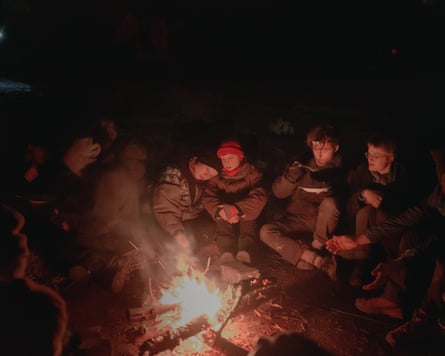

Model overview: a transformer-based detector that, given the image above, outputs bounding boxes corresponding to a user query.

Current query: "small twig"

[148,277,154,300]
[157,259,166,270]
[273,323,286,333]
[128,240,140,250]
[203,257,211,275]
[331,307,398,326]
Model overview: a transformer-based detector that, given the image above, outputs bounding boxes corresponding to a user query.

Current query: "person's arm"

[272,161,303,198]
[232,167,268,220]
[151,183,185,237]
[202,177,224,220]
[326,233,371,254]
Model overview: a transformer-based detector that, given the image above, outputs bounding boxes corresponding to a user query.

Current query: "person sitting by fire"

[259,122,346,281]
[0,202,69,356]
[61,134,154,294]
[327,146,445,347]
[202,139,268,268]
[151,145,220,255]
[345,131,422,287]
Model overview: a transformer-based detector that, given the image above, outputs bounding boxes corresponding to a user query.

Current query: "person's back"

[0,203,68,356]
[0,278,68,356]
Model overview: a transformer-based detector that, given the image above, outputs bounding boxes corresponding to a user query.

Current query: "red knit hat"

[216,140,245,159]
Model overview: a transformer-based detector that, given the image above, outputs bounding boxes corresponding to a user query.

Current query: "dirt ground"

[46,238,445,356]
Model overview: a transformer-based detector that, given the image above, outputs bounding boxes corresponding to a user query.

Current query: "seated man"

[63,136,153,293]
[259,123,346,281]
[327,147,445,347]
[345,131,418,286]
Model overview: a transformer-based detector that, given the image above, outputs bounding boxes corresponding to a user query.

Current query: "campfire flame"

[157,268,224,328]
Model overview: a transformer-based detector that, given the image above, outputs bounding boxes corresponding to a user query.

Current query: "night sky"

[1,1,445,81]
[1,0,445,140]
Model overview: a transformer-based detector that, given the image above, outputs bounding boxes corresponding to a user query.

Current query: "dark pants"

[183,212,217,248]
[383,228,437,316]
[215,219,257,256]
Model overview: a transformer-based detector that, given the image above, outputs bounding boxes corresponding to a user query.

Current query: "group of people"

[1,115,444,353]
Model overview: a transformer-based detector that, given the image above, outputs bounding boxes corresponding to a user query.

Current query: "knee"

[259,224,274,244]
[319,198,340,217]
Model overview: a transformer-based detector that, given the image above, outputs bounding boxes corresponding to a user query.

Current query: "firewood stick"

[128,240,140,250]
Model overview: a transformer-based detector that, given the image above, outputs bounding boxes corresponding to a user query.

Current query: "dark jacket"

[203,162,267,221]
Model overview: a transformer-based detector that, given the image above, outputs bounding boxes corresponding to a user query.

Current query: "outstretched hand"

[326,235,359,254]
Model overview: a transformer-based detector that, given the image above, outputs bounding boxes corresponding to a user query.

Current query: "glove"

[284,161,303,183]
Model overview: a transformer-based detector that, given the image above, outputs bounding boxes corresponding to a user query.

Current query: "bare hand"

[362,189,383,209]
[24,166,39,182]
[326,235,359,254]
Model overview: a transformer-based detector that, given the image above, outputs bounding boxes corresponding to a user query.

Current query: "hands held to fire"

[326,235,360,255]
[174,231,191,250]
[326,234,371,255]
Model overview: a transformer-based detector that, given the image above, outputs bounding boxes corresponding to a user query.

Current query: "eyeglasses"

[365,152,390,160]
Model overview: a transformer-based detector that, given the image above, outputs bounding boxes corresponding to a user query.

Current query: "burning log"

[139,315,211,355]
[136,273,280,355]
[127,304,180,322]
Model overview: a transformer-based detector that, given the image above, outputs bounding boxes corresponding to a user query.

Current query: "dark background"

[1,0,445,157]
[2,1,445,79]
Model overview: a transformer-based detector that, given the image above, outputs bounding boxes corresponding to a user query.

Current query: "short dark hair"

[306,123,339,149]
[366,131,398,153]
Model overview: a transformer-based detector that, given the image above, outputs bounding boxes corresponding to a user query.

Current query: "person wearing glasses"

[327,146,445,348]
[343,131,425,311]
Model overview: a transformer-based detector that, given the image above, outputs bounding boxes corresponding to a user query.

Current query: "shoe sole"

[355,300,403,319]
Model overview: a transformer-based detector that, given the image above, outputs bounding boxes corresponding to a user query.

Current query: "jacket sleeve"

[365,201,433,243]
[235,169,268,220]
[272,174,297,199]
[151,183,185,236]
[202,177,223,220]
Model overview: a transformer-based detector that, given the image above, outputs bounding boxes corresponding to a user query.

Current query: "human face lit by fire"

[311,140,338,168]
[366,144,394,175]
[220,154,242,172]
[190,158,218,181]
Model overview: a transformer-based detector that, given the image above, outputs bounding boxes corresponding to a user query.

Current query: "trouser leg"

[260,222,308,265]
[215,220,237,255]
[313,197,340,246]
